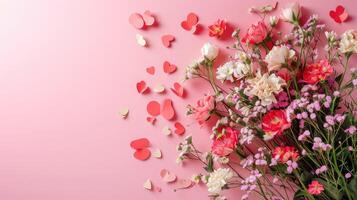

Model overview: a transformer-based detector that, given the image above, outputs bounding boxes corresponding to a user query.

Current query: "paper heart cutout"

[160,169,177,183]
[153,84,165,93]
[161,34,175,48]
[163,61,177,74]
[174,179,193,190]
[171,82,184,97]
[134,148,151,161]
[147,101,161,116]
[181,13,199,31]
[146,66,155,75]
[136,80,149,94]
[146,116,156,124]
[162,126,172,136]
[174,122,185,135]
[329,5,348,23]
[152,149,162,158]
[130,138,150,149]
[136,34,147,47]
[119,107,129,118]
[143,179,152,190]
[161,99,175,120]
[142,10,155,26]
[129,13,145,29]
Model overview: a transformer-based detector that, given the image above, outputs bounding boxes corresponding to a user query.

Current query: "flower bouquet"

[179,2,357,200]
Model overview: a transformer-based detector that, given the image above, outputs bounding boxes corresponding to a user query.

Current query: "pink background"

[0,0,356,199]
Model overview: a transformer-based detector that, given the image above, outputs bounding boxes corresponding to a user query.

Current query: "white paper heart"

[136,34,147,47]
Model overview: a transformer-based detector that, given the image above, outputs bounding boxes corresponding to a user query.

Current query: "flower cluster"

[181,2,357,200]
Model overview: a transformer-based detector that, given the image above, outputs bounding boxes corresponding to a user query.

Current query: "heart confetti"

[171,82,184,97]
[160,169,177,183]
[129,13,145,29]
[153,84,165,93]
[119,107,129,119]
[147,101,161,116]
[143,179,152,190]
[146,66,155,75]
[161,34,175,48]
[329,5,348,23]
[136,34,147,47]
[181,13,199,33]
[134,148,151,161]
[173,179,193,190]
[163,61,177,74]
[136,80,149,94]
[142,10,156,26]
[130,138,150,149]
[146,116,156,124]
[162,126,172,136]
[174,122,185,135]
[152,149,162,158]
[161,99,175,120]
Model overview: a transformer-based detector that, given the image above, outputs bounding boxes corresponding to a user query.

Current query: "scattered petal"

[152,149,162,158]
[163,61,177,74]
[147,101,161,116]
[134,148,151,161]
[249,2,278,14]
[143,179,152,190]
[129,13,145,29]
[173,179,193,190]
[160,169,177,183]
[162,126,172,136]
[136,34,147,47]
[171,82,184,97]
[181,13,199,33]
[146,116,156,124]
[136,80,149,94]
[130,138,150,149]
[161,34,175,48]
[174,122,185,135]
[119,107,129,118]
[153,84,165,93]
[146,66,155,75]
[155,186,162,192]
[161,99,175,120]
[142,10,156,26]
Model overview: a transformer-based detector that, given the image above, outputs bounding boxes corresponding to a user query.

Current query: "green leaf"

[293,189,305,200]
[348,175,357,200]
[204,153,214,173]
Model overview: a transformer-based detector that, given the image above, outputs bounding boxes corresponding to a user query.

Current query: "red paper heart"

[142,10,155,26]
[160,169,177,183]
[171,82,184,97]
[174,179,193,190]
[146,66,155,75]
[161,99,175,120]
[130,138,150,149]
[163,61,177,74]
[134,148,151,161]
[147,101,161,116]
[174,122,185,135]
[161,34,175,48]
[146,116,156,124]
[129,13,145,29]
[181,13,199,31]
[136,80,149,94]
[329,5,348,23]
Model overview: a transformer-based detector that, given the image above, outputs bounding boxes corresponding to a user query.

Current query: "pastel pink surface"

[0,1,356,200]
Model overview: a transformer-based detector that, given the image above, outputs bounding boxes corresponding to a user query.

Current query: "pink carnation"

[242,21,268,45]
[212,126,239,157]
[193,94,215,125]
[308,181,324,195]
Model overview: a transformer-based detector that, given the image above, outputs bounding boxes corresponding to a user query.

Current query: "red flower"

[308,181,324,195]
[208,19,227,38]
[262,110,291,140]
[241,21,268,44]
[273,146,299,163]
[303,60,333,85]
[211,126,239,157]
[276,68,291,83]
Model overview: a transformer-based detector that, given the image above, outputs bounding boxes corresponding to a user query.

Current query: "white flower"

[339,30,357,54]
[244,72,285,106]
[201,42,219,60]
[216,61,235,82]
[185,59,200,79]
[265,45,295,71]
[233,61,251,79]
[269,16,279,27]
[206,168,234,194]
[281,2,300,23]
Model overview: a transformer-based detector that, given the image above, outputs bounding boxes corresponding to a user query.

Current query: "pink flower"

[276,68,291,83]
[193,94,215,124]
[273,146,299,163]
[303,60,333,85]
[212,126,239,157]
[241,21,268,45]
[262,110,291,140]
[208,19,227,38]
[308,181,324,195]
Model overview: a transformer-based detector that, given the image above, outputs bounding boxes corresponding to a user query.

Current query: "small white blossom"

[206,168,234,194]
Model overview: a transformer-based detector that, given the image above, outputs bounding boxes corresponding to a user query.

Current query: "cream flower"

[233,61,251,79]
[339,30,357,54]
[281,2,300,23]
[265,46,295,71]
[244,72,285,106]
[216,61,235,82]
[206,168,234,194]
[201,42,219,60]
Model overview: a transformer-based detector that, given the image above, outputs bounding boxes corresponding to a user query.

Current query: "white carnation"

[216,61,235,82]
[206,168,234,194]
[339,30,357,54]
[265,45,295,71]
[233,61,251,79]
